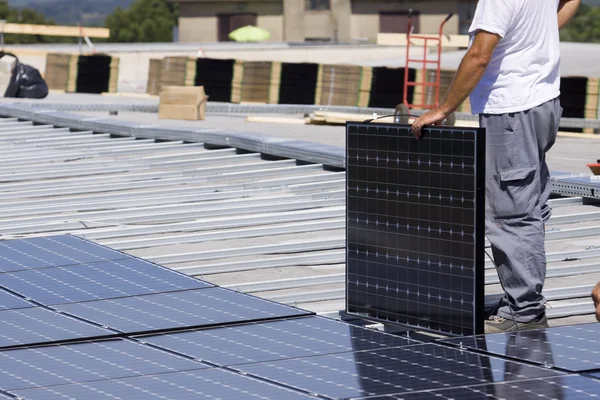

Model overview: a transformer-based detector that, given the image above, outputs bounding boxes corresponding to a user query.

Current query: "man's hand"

[411,108,448,140]
[593,282,600,322]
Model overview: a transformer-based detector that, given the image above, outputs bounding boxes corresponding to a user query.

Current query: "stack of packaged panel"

[560,77,600,133]
[159,56,195,89]
[194,58,237,103]
[238,61,273,104]
[146,58,162,96]
[277,62,320,105]
[44,53,77,92]
[316,64,363,107]
[75,54,119,94]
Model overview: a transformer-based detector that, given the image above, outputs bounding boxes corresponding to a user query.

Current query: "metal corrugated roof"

[0,108,597,327]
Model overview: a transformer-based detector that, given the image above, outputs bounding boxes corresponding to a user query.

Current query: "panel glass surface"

[346,123,485,336]
[56,287,312,334]
[0,307,114,349]
[360,375,600,399]
[0,289,34,310]
[0,339,207,391]
[0,258,212,306]
[140,316,417,366]
[232,343,560,399]
[0,235,130,273]
[11,368,315,400]
[441,323,600,372]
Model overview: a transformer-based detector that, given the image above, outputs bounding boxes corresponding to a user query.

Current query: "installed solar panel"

[55,287,312,335]
[0,258,212,306]
[0,339,207,391]
[0,288,33,310]
[0,307,113,349]
[139,315,417,366]
[360,375,600,399]
[346,122,486,336]
[11,368,315,400]
[232,343,560,399]
[0,235,130,273]
[441,323,600,373]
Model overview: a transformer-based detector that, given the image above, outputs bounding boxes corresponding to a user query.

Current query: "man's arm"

[410,30,500,139]
[558,0,581,30]
[593,282,600,322]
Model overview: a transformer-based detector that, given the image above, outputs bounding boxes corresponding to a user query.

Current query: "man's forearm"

[558,0,581,29]
[438,52,489,115]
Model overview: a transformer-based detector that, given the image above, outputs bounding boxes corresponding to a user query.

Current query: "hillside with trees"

[561,3,600,43]
[104,0,178,43]
[10,0,134,26]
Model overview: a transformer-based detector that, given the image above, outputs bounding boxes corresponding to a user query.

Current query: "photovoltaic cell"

[0,288,34,310]
[0,307,114,349]
[441,323,600,373]
[232,343,560,399]
[359,375,600,399]
[0,235,130,273]
[139,316,417,366]
[0,339,207,391]
[55,287,312,335]
[346,122,486,336]
[0,258,212,306]
[10,368,315,400]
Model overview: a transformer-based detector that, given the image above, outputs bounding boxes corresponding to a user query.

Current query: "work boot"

[484,314,549,334]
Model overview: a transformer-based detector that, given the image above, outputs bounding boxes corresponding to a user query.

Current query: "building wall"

[178,0,284,43]
[177,0,460,44]
[350,0,460,42]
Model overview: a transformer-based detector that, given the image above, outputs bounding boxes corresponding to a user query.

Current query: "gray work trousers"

[480,97,563,323]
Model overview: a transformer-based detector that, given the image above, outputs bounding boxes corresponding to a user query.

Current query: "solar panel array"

[346,122,486,336]
[2,234,599,399]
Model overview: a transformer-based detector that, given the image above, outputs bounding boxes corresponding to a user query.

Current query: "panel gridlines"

[346,122,485,336]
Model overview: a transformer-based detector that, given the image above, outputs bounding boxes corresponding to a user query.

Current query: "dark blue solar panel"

[589,370,600,380]
[232,343,562,399]
[56,287,312,334]
[0,289,33,310]
[0,235,130,273]
[0,339,207,391]
[10,368,315,400]
[360,375,600,399]
[140,316,417,366]
[0,258,212,306]
[0,307,114,349]
[441,323,600,373]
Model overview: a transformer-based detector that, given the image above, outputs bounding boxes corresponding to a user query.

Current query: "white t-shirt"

[468,0,561,115]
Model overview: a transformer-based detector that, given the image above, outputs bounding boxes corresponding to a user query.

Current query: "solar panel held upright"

[346,122,486,336]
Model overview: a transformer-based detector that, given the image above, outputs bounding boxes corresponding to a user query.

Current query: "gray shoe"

[484,314,549,334]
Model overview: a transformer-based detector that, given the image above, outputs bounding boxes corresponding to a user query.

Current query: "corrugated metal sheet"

[0,116,597,326]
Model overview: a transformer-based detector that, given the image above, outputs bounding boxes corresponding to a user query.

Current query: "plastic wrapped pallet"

[277,62,319,105]
[44,53,77,92]
[160,56,195,89]
[194,58,237,103]
[363,67,416,109]
[560,77,600,133]
[75,54,118,94]
[238,61,272,104]
[317,64,362,107]
[146,58,162,96]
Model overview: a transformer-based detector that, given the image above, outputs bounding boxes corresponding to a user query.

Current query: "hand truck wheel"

[394,103,410,124]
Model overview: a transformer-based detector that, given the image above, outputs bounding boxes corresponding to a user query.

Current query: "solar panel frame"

[355,374,600,399]
[0,258,212,306]
[0,234,132,274]
[345,122,486,336]
[9,368,317,400]
[136,315,419,367]
[55,287,313,336]
[0,306,115,350]
[0,338,209,392]
[230,343,561,399]
[440,323,600,373]
[0,288,35,311]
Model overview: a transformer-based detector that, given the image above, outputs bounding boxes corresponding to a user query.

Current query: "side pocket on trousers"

[490,166,538,220]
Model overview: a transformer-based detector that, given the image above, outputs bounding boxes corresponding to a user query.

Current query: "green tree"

[561,4,600,43]
[105,0,178,43]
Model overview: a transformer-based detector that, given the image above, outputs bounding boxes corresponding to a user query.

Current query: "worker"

[411,0,581,333]
[594,282,600,322]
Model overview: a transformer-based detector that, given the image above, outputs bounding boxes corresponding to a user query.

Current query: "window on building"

[306,0,330,11]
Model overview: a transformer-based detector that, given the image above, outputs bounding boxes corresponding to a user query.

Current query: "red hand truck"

[394,10,456,126]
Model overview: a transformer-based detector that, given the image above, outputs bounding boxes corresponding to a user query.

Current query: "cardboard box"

[158,86,208,121]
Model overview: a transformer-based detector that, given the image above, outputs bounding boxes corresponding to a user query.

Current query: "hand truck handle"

[443,13,454,23]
